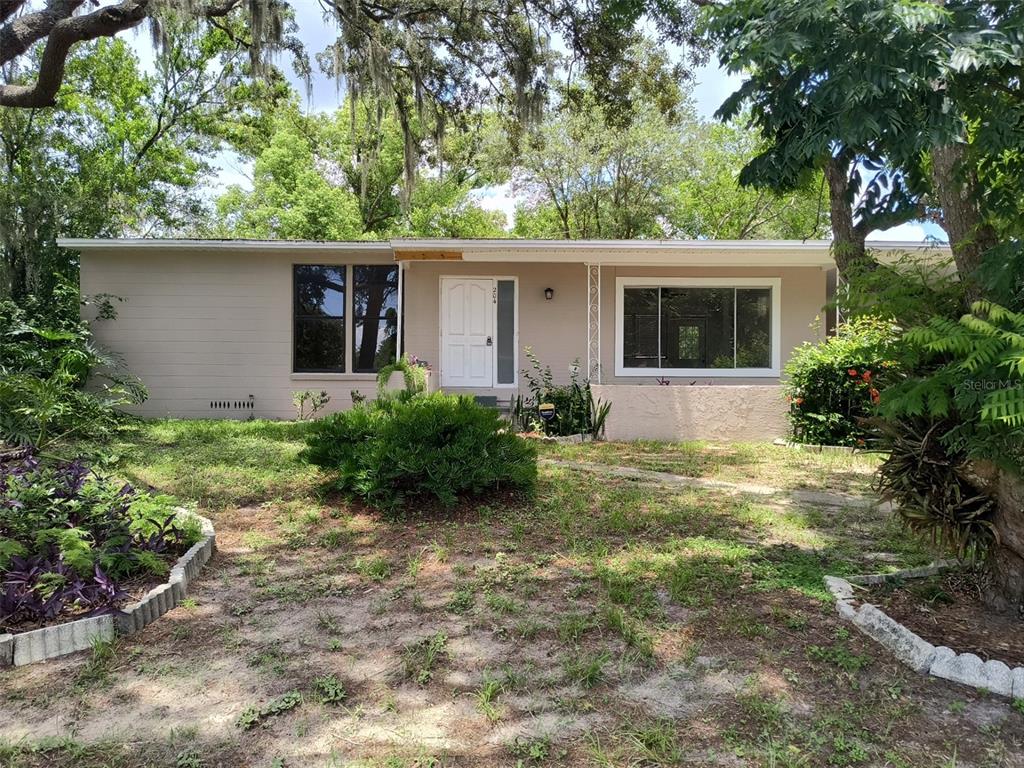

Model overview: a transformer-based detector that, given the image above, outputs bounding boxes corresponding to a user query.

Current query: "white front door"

[441,278,494,387]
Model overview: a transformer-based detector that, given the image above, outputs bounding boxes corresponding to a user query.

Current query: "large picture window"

[293,264,399,374]
[294,265,346,373]
[616,278,779,376]
[352,265,399,373]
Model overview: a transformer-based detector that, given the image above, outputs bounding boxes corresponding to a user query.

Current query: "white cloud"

[865,222,928,242]
[471,183,520,230]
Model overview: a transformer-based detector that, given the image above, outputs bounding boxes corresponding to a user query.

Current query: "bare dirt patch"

[3,449,1024,767]
[863,568,1024,667]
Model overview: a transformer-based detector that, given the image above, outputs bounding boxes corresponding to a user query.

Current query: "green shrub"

[0,280,146,448]
[782,316,899,446]
[301,392,537,511]
[873,302,1024,562]
[514,348,611,438]
[1,449,199,628]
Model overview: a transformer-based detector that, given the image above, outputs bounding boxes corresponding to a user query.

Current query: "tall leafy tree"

[0,14,286,301]
[513,43,827,240]
[704,0,1024,609]
[667,121,828,240]
[213,104,507,239]
[214,119,363,240]
[705,0,1024,293]
[2,1,707,210]
[513,94,684,238]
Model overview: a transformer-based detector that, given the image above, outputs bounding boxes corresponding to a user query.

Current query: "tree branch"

[0,0,26,25]
[0,0,85,67]
[0,0,151,108]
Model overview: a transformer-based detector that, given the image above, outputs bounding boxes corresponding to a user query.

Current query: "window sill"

[290,373,379,381]
[614,368,780,378]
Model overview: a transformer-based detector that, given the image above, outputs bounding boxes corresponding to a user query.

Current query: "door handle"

[486,336,493,346]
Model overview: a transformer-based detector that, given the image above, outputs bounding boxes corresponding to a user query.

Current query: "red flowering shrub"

[783,317,899,446]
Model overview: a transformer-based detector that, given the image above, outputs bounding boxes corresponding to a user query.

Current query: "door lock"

[486,336,493,346]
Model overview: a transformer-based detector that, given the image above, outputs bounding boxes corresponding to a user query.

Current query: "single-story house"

[62,238,939,441]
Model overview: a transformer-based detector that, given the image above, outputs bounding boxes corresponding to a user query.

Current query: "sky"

[125,9,942,242]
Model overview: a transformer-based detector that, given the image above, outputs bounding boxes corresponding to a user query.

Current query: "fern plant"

[376,355,428,396]
[882,301,1024,456]
[0,280,146,448]
[875,301,1024,563]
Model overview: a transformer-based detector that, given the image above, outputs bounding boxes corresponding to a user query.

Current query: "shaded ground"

[865,570,1024,668]
[2,422,1023,768]
[541,440,881,496]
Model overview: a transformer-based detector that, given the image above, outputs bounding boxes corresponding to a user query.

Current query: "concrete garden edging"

[824,563,1024,699]
[773,438,857,455]
[2,510,214,667]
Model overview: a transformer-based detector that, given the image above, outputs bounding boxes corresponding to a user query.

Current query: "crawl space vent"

[210,395,255,413]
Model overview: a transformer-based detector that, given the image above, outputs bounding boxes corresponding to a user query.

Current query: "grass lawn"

[540,440,882,496]
[2,420,1022,767]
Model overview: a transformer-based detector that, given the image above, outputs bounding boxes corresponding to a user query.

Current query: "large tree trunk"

[987,471,1024,613]
[825,155,870,274]
[931,143,999,307]
[969,462,1024,613]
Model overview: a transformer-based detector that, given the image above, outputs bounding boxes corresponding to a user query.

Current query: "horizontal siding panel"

[95,295,285,310]
[97,319,288,332]
[98,330,291,343]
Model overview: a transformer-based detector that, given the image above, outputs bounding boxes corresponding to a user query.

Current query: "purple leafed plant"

[0,449,194,629]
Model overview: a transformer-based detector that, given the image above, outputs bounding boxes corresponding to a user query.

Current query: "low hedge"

[302,393,537,511]
[783,316,899,446]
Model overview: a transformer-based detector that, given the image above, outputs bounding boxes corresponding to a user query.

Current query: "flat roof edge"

[57,237,951,256]
[57,238,393,251]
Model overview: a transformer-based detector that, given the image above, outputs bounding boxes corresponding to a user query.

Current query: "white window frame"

[614,276,782,378]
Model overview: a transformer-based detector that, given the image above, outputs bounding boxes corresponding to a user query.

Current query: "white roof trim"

[392,238,947,252]
[57,237,950,268]
[56,238,393,252]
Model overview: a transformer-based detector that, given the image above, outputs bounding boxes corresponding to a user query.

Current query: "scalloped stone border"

[1,510,214,667]
[825,563,1024,699]
[772,438,857,455]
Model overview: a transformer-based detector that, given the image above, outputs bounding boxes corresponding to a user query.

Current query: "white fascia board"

[392,238,839,252]
[393,238,949,268]
[56,238,393,252]
[460,250,837,267]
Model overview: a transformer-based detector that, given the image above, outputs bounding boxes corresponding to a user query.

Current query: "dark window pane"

[294,266,346,372]
[353,265,399,373]
[736,288,772,368]
[496,280,515,384]
[623,288,660,368]
[660,288,734,369]
[295,265,345,317]
[353,317,397,373]
[294,318,345,372]
[353,266,399,316]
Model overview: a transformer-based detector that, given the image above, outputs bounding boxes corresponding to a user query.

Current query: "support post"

[586,263,601,383]
[397,260,404,359]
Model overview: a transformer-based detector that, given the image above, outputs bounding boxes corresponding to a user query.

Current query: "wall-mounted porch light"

[544,287,554,300]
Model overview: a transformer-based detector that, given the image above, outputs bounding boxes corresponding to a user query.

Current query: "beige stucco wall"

[402,260,588,396]
[594,384,788,441]
[80,246,393,419]
[80,248,825,437]
[403,262,827,390]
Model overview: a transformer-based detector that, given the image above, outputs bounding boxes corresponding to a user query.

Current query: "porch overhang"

[390,238,949,268]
